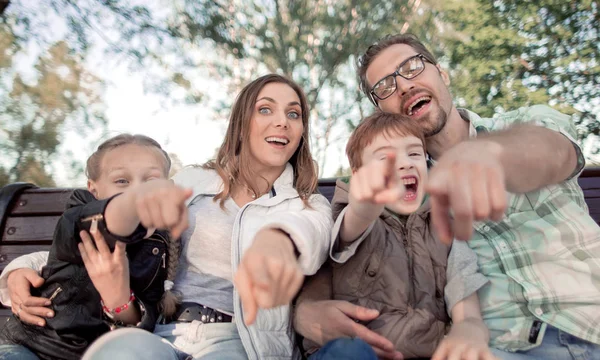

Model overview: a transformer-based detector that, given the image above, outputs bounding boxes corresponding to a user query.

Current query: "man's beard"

[415,103,447,137]
[423,110,447,137]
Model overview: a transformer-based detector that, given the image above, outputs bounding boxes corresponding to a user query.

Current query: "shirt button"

[152,247,160,255]
[534,308,543,316]
[482,225,491,232]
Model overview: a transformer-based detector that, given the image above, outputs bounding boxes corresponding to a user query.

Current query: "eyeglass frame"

[368,53,435,105]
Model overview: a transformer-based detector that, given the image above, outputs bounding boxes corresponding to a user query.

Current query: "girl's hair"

[203,74,318,207]
[85,134,171,180]
[85,134,181,317]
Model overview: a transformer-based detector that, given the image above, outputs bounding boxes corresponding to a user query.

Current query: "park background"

[0,0,598,187]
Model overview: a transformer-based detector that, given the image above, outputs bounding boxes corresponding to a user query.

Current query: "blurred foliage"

[0,16,106,186]
[0,0,598,186]
[434,0,599,141]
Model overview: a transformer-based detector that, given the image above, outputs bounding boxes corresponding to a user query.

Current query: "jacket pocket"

[128,239,167,303]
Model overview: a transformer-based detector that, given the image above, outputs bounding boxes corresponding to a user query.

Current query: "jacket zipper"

[405,213,417,306]
[141,232,168,293]
[49,287,63,301]
[81,214,104,233]
[233,204,259,359]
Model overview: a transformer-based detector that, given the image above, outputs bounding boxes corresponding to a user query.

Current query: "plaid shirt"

[459,105,600,351]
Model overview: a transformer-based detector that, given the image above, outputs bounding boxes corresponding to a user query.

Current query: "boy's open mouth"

[402,176,419,201]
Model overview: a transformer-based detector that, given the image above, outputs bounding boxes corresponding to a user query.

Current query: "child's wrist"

[101,287,132,309]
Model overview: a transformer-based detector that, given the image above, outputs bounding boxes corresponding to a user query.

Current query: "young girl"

[1,74,333,360]
[0,134,190,360]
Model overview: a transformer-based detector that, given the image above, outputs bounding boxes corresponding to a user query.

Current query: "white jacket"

[0,164,333,360]
[173,164,332,360]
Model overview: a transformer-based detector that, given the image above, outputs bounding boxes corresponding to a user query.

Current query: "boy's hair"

[86,134,171,181]
[356,34,438,105]
[85,134,180,317]
[346,111,426,171]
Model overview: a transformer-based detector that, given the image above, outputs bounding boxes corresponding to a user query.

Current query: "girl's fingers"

[79,230,98,257]
[90,228,110,255]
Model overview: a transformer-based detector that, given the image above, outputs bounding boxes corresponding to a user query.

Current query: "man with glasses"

[295,34,600,360]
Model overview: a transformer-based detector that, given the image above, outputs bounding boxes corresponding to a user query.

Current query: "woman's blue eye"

[288,111,300,119]
[259,107,271,114]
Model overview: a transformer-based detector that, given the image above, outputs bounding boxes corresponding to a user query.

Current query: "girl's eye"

[288,111,300,119]
[410,153,422,157]
[259,107,271,115]
[114,179,129,184]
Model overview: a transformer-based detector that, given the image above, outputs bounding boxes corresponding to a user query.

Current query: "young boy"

[318,111,494,359]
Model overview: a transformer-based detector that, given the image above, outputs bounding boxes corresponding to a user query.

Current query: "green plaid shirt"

[460,105,600,351]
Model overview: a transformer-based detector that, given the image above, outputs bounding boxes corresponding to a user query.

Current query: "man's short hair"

[346,111,426,171]
[356,34,438,105]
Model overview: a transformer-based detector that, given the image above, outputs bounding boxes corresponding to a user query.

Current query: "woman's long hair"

[204,74,318,207]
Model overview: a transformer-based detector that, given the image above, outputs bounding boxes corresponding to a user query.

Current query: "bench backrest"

[1,167,599,275]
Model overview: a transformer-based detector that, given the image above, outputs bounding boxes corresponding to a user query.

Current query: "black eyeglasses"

[369,54,434,103]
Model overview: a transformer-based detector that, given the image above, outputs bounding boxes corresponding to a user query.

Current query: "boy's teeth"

[403,178,416,185]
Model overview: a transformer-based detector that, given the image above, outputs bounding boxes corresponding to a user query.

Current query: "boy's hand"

[432,318,497,360]
[134,180,193,240]
[349,153,405,220]
[234,228,304,326]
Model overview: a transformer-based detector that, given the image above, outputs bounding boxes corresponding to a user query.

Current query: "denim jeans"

[308,338,377,360]
[0,344,40,360]
[83,321,246,360]
[492,326,600,360]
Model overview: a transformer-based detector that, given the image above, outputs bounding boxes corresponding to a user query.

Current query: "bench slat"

[0,244,51,273]
[9,190,72,216]
[1,216,59,243]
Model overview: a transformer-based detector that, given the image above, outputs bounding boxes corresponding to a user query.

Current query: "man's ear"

[87,180,98,198]
[437,65,451,86]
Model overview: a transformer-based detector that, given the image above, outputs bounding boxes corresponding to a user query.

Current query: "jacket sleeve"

[329,206,375,264]
[0,251,50,307]
[260,194,333,275]
[444,240,489,316]
[54,193,148,264]
[132,295,160,332]
[370,308,447,358]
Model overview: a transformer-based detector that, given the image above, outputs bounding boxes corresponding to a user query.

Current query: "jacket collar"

[185,163,297,206]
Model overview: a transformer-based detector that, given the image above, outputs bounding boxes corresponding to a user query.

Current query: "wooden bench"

[1,167,599,321]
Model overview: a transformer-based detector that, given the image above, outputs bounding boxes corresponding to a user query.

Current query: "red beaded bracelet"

[101,291,135,319]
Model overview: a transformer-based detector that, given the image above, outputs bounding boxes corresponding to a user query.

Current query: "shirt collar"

[457,108,487,138]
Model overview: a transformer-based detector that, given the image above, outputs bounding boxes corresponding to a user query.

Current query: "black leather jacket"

[0,190,170,360]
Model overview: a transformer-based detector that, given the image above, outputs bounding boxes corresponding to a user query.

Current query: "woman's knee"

[82,328,178,360]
